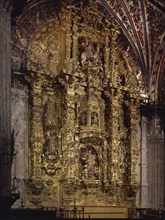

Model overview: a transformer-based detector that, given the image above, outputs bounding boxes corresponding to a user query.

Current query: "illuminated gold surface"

[22,0,147,209]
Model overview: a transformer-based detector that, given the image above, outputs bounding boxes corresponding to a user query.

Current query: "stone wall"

[136,109,165,209]
[11,82,27,208]
[0,0,12,200]
[136,115,150,208]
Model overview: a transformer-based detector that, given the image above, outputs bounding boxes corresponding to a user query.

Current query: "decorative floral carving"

[27,20,62,76]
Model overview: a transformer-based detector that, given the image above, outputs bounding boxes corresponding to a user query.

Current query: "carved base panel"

[25,178,136,209]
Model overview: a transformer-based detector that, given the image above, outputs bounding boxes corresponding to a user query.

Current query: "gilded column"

[62,10,72,73]
[72,16,78,71]
[110,89,124,204]
[63,85,77,176]
[62,85,78,204]
[129,98,139,200]
[28,75,44,204]
[104,28,110,80]
[110,25,119,85]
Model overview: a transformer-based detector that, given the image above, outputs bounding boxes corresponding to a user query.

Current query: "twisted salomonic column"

[0,0,13,216]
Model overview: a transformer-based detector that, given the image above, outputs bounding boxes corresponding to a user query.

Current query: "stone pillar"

[147,116,164,209]
[136,116,150,208]
[0,0,12,215]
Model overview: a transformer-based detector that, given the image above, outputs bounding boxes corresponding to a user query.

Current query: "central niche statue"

[78,37,103,67]
[44,96,58,156]
[79,111,87,126]
[44,97,56,128]
[45,131,58,156]
[80,146,99,180]
[91,112,99,126]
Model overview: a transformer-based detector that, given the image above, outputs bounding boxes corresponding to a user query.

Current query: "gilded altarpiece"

[15,1,147,209]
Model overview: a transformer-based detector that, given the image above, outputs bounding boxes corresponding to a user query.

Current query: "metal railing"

[56,207,85,219]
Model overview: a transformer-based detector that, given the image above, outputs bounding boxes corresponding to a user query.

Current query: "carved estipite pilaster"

[62,11,72,73]
[110,89,125,203]
[129,98,139,196]
[111,90,120,183]
[63,87,79,184]
[104,29,110,79]
[30,76,44,179]
[110,26,119,85]
[72,17,78,70]
[65,89,75,144]
[63,87,76,151]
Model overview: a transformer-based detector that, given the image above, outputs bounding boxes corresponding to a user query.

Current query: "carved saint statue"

[47,134,58,155]
[79,38,101,67]
[80,147,99,180]
[79,111,87,126]
[44,97,56,128]
[44,97,59,156]
[91,112,99,126]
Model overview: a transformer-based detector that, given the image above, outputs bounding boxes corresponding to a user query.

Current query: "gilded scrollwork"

[22,0,148,209]
[27,20,63,76]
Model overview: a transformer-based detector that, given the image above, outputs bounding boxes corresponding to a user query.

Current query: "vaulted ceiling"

[11,0,165,104]
[103,0,165,104]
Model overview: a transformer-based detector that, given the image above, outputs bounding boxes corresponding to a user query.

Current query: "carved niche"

[79,146,99,180]
[42,90,63,176]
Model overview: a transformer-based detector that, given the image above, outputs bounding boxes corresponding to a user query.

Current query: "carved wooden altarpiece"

[11,0,147,209]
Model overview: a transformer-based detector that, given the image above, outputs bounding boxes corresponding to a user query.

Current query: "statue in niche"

[91,112,99,126]
[44,96,59,156]
[80,146,99,180]
[79,111,87,126]
[78,37,102,67]
[46,132,58,156]
[44,96,56,128]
